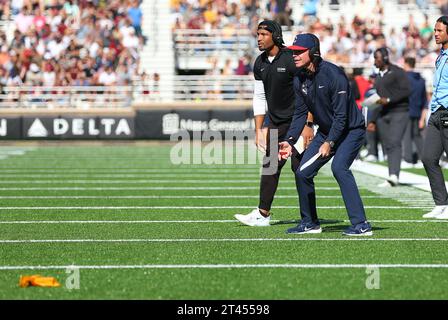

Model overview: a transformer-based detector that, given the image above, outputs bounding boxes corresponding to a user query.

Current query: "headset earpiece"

[272,22,283,47]
[308,34,321,63]
[379,47,390,64]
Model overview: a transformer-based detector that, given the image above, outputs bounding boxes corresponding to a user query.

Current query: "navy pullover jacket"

[406,71,427,119]
[286,60,365,145]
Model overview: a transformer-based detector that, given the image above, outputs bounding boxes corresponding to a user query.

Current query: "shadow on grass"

[271,218,344,226]
[323,224,387,233]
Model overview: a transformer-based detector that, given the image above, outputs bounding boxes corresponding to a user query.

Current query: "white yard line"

[0,179,337,184]
[0,219,445,224]
[1,264,448,270]
[0,238,447,244]
[0,169,262,173]
[0,174,334,181]
[0,195,382,199]
[0,148,33,161]
[0,187,341,191]
[0,174,281,178]
[0,205,432,210]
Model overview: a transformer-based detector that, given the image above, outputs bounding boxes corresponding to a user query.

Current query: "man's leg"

[411,118,424,162]
[294,132,332,225]
[366,130,379,159]
[422,112,448,205]
[377,111,409,177]
[331,128,368,225]
[258,123,291,212]
[402,117,413,163]
[235,123,292,226]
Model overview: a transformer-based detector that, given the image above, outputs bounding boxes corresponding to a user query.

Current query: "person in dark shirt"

[279,33,372,236]
[370,47,411,186]
[234,20,314,227]
[402,56,427,167]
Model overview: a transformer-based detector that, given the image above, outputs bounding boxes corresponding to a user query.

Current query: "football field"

[0,143,448,300]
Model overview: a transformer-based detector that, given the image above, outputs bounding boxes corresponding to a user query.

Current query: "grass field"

[0,143,447,300]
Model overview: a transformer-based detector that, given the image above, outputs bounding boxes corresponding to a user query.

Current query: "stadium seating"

[0,0,445,105]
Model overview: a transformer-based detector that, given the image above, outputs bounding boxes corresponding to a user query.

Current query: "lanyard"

[434,53,447,107]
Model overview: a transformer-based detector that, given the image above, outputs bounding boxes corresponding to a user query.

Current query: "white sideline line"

[352,161,448,193]
[0,174,336,180]
[0,195,385,199]
[0,238,447,244]
[0,205,432,210]
[0,169,263,173]
[1,264,448,270]
[0,219,446,224]
[0,179,337,184]
[0,187,341,191]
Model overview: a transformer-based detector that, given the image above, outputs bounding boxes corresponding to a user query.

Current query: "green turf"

[0,145,447,300]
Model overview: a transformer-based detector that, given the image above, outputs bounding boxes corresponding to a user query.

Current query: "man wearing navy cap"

[279,33,373,236]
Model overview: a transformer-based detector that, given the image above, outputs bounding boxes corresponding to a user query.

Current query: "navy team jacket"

[285,60,365,145]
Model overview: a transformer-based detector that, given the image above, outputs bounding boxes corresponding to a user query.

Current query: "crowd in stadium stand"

[0,0,143,90]
[171,0,446,77]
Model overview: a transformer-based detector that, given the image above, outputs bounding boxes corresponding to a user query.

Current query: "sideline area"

[352,160,448,193]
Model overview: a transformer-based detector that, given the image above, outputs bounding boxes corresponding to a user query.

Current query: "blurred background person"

[402,56,427,168]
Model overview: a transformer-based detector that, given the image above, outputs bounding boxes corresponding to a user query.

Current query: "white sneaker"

[364,154,378,162]
[234,209,271,227]
[423,205,448,218]
[377,175,399,187]
[435,206,448,219]
[400,161,414,169]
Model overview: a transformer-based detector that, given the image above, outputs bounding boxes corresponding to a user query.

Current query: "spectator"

[0,0,143,91]
[98,66,117,86]
[402,56,427,167]
[353,68,371,109]
[128,0,143,38]
[42,60,56,86]
[235,53,252,75]
[364,73,381,162]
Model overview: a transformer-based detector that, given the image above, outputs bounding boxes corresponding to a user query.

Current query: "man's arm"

[326,70,349,144]
[285,77,308,145]
[253,79,267,152]
[301,112,315,149]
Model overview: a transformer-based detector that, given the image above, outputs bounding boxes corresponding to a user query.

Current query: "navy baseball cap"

[288,33,317,51]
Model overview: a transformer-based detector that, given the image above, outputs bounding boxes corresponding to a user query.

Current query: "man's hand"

[376,97,389,105]
[418,118,426,129]
[278,141,292,160]
[367,122,376,132]
[255,128,268,153]
[319,142,332,157]
[419,109,427,129]
[301,125,314,149]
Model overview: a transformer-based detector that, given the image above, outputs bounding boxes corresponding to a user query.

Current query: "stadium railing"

[0,66,434,108]
[173,29,253,56]
[133,75,253,102]
[0,86,134,109]
[0,75,253,108]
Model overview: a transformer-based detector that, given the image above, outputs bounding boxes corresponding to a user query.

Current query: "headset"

[376,47,390,64]
[258,20,284,47]
[272,21,284,47]
[308,34,322,64]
